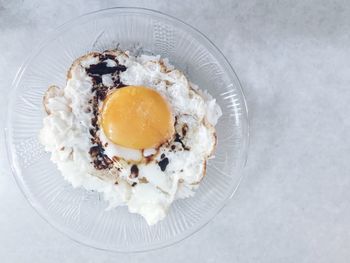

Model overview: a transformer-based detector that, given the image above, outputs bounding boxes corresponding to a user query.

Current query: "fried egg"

[39,50,222,225]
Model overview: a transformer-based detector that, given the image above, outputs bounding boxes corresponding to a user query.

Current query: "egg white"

[40,50,222,225]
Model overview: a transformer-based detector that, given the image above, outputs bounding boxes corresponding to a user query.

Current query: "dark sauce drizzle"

[158,157,169,171]
[130,164,139,178]
[87,52,127,170]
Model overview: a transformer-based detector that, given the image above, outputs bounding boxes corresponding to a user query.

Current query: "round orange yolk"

[101,86,174,149]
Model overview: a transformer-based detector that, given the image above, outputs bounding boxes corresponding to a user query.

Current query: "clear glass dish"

[5,7,248,252]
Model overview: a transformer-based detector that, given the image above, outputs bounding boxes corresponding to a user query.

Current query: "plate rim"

[5,6,249,253]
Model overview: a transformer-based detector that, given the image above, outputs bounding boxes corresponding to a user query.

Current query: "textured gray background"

[1,0,350,262]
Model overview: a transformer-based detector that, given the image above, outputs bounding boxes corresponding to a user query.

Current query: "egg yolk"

[101,86,174,149]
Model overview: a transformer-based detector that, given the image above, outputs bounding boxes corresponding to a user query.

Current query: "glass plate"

[5,7,248,252]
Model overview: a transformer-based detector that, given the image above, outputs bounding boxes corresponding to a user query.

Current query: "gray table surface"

[1,0,350,262]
